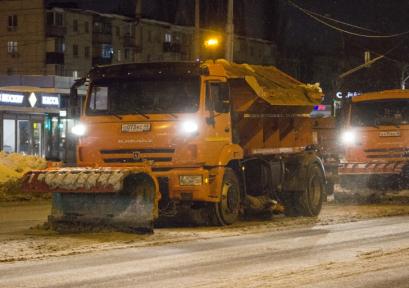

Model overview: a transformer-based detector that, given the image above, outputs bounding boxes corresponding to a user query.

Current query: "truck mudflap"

[22,166,160,234]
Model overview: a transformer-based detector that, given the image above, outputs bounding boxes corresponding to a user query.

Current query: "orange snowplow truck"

[22,60,326,233]
[339,90,409,194]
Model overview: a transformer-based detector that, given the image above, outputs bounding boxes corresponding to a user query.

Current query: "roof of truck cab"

[88,60,323,106]
[352,89,409,102]
[88,62,206,79]
[215,59,323,106]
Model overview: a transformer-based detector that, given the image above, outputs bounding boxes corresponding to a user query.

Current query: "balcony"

[92,33,112,44]
[122,35,136,47]
[46,25,66,37]
[46,52,64,65]
[92,57,112,67]
[163,43,180,53]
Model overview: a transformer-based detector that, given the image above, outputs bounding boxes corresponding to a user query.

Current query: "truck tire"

[284,163,325,217]
[213,168,240,225]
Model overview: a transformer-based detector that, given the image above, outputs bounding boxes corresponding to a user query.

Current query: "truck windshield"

[350,99,409,127]
[85,76,200,116]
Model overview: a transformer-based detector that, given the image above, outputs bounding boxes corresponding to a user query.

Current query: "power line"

[286,0,409,38]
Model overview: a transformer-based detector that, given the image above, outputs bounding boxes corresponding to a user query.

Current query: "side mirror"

[70,77,86,106]
[215,102,230,113]
[70,77,86,118]
[219,82,230,101]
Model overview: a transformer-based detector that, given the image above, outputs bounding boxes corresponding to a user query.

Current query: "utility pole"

[135,0,142,63]
[401,64,409,89]
[225,0,234,62]
[194,0,200,61]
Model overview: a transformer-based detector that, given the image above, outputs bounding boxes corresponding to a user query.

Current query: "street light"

[204,38,219,61]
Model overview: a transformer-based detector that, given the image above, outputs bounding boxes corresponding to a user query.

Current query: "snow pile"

[301,82,323,93]
[0,151,48,201]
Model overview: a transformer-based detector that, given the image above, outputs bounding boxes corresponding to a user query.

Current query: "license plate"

[121,123,150,132]
[380,131,401,137]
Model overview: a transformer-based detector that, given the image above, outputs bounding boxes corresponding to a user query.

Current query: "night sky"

[45,0,409,68]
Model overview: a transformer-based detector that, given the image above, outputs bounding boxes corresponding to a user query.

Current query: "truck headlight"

[179,175,203,186]
[182,121,198,133]
[342,131,355,144]
[72,124,86,136]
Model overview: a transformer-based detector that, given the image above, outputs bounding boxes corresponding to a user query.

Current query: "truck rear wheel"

[284,163,325,217]
[213,168,240,225]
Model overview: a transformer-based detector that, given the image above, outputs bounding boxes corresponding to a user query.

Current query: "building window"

[93,22,102,33]
[146,54,150,62]
[102,44,113,58]
[147,31,152,42]
[123,24,133,36]
[73,44,78,57]
[117,50,121,62]
[73,71,78,77]
[7,68,17,75]
[93,22,111,33]
[116,26,121,37]
[85,46,90,58]
[7,41,17,53]
[250,46,254,56]
[165,33,171,43]
[8,15,17,30]
[73,19,78,32]
[239,41,247,53]
[55,65,65,76]
[124,48,134,61]
[85,21,89,33]
[271,46,277,57]
[46,11,64,26]
[172,32,180,43]
[55,37,65,53]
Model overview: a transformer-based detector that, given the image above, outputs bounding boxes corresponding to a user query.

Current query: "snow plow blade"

[22,167,160,233]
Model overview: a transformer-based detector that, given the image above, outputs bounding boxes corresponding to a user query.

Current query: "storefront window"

[17,120,29,155]
[32,122,42,156]
[3,119,15,153]
[51,117,60,159]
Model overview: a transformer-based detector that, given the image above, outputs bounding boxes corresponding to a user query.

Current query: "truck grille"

[101,148,175,163]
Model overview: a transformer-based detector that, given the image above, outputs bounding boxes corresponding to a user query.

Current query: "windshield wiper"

[152,107,178,119]
[112,114,122,120]
[123,109,150,119]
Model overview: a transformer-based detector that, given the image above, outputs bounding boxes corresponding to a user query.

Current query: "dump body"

[23,60,327,231]
[338,90,409,192]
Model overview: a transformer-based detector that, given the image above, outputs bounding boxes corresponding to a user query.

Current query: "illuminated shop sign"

[336,92,361,99]
[42,96,59,105]
[0,93,24,104]
[314,105,329,111]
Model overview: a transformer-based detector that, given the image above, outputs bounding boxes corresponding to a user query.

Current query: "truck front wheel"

[213,168,240,225]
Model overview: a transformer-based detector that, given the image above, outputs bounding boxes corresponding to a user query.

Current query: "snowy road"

[1,201,409,287]
[1,215,409,287]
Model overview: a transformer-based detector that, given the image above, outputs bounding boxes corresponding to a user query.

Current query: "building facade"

[0,0,277,162]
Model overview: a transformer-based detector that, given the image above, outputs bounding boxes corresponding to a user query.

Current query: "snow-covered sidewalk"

[0,151,48,201]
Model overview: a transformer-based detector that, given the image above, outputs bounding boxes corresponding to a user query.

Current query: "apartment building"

[0,0,277,162]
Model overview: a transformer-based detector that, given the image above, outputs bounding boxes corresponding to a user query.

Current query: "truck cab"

[339,90,409,190]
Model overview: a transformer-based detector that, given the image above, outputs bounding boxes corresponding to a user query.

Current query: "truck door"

[202,81,232,164]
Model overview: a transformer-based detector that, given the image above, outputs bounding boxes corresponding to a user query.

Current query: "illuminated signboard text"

[42,96,59,105]
[336,92,361,99]
[0,93,24,104]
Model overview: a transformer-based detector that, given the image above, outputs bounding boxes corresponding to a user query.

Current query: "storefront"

[0,87,75,161]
